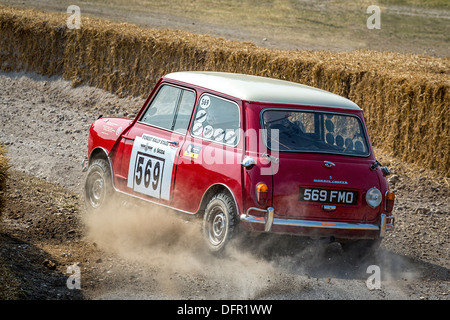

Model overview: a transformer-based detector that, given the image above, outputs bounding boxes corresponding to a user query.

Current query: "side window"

[173,90,196,134]
[191,94,240,146]
[140,84,195,133]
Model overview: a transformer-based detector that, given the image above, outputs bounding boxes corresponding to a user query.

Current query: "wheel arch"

[88,147,115,185]
[197,183,241,217]
[88,147,109,164]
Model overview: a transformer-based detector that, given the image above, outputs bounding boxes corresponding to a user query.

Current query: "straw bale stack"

[0,6,448,176]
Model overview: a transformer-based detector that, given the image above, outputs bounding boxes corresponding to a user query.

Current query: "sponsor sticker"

[183,144,202,159]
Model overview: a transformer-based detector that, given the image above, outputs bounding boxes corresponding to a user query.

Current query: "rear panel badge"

[313,176,348,185]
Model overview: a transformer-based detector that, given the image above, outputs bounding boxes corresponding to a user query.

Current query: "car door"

[171,92,244,213]
[112,83,196,205]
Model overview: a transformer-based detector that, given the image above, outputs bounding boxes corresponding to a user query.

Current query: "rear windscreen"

[261,109,370,156]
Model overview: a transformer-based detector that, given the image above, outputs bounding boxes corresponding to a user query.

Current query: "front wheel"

[84,158,114,212]
[202,193,237,253]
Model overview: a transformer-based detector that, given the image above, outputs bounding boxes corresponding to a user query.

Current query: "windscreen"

[261,109,370,156]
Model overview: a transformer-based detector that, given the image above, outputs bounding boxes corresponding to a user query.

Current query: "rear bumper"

[240,207,394,239]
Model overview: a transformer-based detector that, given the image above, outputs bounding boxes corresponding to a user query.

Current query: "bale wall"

[0,6,448,176]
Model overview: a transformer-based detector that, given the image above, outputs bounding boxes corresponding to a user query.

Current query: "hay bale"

[0,6,448,176]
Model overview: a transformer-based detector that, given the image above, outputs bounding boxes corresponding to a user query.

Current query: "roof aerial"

[165,71,361,110]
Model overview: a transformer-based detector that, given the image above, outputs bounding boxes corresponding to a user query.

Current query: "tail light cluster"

[385,191,395,213]
[256,183,268,205]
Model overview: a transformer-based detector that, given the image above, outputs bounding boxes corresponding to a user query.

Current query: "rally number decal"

[127,134,176,200]
[133,152,164,198]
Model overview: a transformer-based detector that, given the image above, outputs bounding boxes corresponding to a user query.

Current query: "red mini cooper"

[83,71,395,253]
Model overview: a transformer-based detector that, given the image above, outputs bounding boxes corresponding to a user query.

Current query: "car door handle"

[167,141,179,146]
[241,156,255,168]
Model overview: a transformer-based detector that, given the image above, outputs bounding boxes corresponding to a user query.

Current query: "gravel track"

[0,71,448,300]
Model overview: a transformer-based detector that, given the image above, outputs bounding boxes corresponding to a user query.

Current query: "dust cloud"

[81,198,297,299]
[82,198,423,299]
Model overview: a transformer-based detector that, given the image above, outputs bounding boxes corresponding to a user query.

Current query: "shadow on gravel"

[0,233,85,300]
[230,233,449,283]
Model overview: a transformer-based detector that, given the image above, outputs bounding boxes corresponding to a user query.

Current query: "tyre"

[84,158,114,212]
[202,193,237,253]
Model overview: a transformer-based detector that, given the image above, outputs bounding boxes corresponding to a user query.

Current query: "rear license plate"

[299,187,358,205]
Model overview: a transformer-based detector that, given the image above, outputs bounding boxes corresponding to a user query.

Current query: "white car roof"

[165,71,361,110]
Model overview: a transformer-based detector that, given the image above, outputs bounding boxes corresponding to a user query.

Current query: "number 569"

[135,155,161,191]
[303,189,327,201]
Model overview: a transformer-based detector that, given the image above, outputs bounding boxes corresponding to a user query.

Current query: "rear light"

[385,191,395,213]
[256,183,269,205]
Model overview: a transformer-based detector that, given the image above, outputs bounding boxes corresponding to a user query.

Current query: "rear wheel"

[84,158,114,212]
[202,193,237,253]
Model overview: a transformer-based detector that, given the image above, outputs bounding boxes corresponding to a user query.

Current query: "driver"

[263,111,305,150]
[263,111,303,137]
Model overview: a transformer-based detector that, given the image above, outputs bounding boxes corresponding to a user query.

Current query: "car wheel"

[84,158,114,212]
[202,193,237,253]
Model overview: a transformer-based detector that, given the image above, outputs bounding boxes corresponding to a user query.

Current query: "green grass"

[378,0,450,9]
